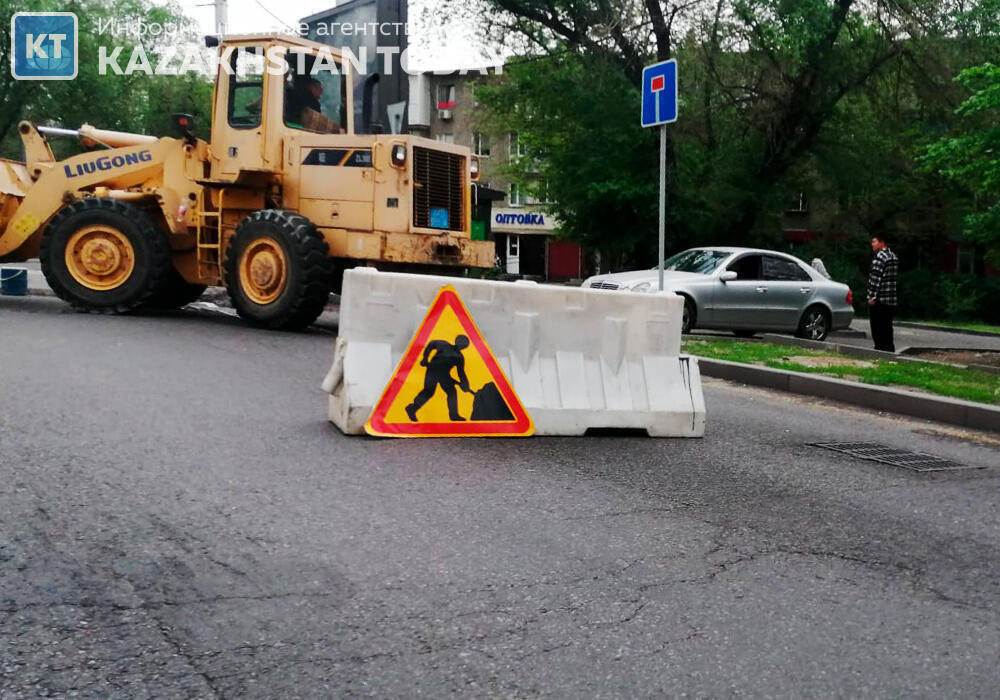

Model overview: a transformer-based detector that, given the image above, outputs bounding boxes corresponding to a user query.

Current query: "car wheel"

[681,297,696,334]
[796,305,831,341]
[733,330,757,338]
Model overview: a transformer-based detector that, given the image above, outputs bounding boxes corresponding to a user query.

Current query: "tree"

[477,54,660,265]
[460,0,1000,264]
[923,63,1000,264]
[0,0,212,158]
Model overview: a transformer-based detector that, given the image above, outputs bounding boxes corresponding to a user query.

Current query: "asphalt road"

[2,295,1000,699]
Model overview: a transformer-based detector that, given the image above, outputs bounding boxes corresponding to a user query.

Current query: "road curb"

[696,356,1000,434]
[757,333,902,361]
[829,328,868,338]
[896,321,1000,338]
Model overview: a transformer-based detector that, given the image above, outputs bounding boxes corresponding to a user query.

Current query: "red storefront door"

[547,240,583,279]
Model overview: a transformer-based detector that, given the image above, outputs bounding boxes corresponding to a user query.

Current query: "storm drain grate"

[810,442,980,472]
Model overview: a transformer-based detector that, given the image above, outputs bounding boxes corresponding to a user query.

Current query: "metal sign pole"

[658,124,666,292]
[642,58,677,292]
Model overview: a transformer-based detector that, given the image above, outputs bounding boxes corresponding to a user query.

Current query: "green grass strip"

[683,339,1000,405]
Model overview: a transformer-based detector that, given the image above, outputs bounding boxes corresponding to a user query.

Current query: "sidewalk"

[841,318,1000,352]
[895,320,1000,338]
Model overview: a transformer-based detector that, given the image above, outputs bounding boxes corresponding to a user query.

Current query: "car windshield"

[659,249,731,274]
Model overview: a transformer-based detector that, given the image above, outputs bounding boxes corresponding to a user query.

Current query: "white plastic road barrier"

[321,268,706,437]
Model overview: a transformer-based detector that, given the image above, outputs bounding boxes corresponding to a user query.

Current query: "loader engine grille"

[413,147,464,232]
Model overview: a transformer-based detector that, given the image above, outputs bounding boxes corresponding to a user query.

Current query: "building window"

[528,180,550,204]
[435,134,455,144]
[509,132,526,160]
[473,132,491,157]
[509,182,525,206]
[437,84,455,109]
[786,192,809,213]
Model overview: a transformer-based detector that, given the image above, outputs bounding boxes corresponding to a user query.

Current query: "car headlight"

[630,282,652,293]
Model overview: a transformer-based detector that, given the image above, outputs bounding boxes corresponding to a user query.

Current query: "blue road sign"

[641,59,678,128]
[10,12,78,81]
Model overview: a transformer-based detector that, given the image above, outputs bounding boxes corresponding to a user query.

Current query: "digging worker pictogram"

[405,335,472,421]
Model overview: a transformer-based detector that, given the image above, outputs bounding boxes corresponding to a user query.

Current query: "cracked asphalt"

[2,295,1000,699]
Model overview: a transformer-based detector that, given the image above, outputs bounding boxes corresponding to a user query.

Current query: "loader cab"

[209,36,353,181]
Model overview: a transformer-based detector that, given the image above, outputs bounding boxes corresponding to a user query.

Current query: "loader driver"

[301,78,324,114]
[285,78,321,121]
[285,77,342,133]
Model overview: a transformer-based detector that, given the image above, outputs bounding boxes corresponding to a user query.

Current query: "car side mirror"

[719,270,738,282]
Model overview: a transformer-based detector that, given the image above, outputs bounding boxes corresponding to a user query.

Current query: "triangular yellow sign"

[365,285,534,438]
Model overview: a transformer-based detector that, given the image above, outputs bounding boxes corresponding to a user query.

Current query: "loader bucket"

[0,159,31,260]
[322,268,706,437]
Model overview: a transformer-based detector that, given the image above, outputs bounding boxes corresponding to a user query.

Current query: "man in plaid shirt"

[867,236,898,352]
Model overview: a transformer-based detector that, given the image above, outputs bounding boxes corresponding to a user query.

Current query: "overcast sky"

[167,0,498,70]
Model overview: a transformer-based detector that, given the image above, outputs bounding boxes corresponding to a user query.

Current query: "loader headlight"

[470,156,480,180]
[391,144,407,167]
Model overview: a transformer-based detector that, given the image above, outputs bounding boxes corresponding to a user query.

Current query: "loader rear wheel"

[40,198,171,314]
[224,210,332,330]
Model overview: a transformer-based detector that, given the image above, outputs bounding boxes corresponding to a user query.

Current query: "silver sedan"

[582,247,855,340]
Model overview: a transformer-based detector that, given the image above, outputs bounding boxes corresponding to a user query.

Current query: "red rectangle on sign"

[651,75,665,91]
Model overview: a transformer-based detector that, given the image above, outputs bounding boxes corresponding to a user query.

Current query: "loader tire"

[40,198,172,314]
[144,268,206,309]
[223,210,333,330]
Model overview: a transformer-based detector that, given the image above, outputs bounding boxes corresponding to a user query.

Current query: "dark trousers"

[409,377,461,420]
[870,302,895,353]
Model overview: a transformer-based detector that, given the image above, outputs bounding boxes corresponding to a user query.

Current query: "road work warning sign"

[365,285,533,438]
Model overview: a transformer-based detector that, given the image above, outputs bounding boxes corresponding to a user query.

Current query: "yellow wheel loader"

[0,34,493,329]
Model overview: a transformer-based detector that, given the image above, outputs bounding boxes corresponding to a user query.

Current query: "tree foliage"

[463,0,1000,266]
[923,63,1000,264]
[477,54,659,262]
[0,0,212,158]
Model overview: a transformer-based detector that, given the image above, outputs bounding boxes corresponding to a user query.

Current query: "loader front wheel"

[40,198,171,314]
[224,210,332,330]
